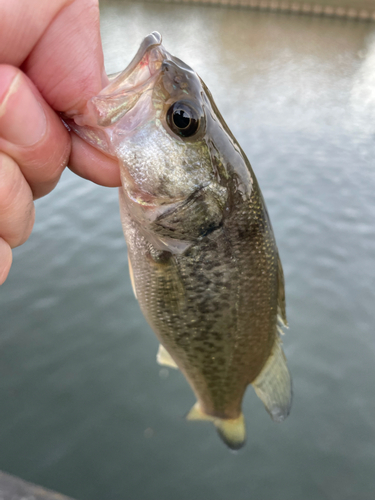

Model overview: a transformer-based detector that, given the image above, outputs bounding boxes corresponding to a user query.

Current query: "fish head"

[67,32,251,251]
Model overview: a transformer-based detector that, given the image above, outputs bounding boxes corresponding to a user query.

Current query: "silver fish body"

[68,32,292,449]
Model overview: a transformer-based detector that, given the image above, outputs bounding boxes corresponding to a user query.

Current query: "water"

[1,2,375,499]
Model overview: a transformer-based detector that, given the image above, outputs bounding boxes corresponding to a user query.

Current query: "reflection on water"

[1,2,375,499]
[145,0,375,20]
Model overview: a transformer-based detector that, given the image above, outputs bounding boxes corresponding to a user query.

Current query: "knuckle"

[0,153,21,211]
[14,199,35,247]
[0,152,35,247]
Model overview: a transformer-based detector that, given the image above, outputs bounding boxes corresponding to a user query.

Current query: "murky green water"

[1,2,375,499]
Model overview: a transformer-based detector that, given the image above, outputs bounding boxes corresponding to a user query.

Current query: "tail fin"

[215,414,246,450]
[186,402,246,450]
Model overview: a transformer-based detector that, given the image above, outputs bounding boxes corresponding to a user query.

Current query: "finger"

[0,237,12,285]
[23,0,107,114]
[0,0,113,190]
[68,133,121,187]
[0,0,70,66]
[22,0,113,188]
[0,153,35,248]
[0,65,70,199]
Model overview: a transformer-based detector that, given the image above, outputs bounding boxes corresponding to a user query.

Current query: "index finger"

[22,0,107,114]
[0,0,120,189]
[21,0,120,186]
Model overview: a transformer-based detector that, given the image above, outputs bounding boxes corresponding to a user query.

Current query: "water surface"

[1,2,375,499]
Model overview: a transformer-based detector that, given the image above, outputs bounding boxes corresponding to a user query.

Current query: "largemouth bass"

[67,32,292,450]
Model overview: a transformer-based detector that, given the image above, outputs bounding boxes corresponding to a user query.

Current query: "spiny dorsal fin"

[252,338,292,422]
[156,344,178,369]
[186,402,246,450]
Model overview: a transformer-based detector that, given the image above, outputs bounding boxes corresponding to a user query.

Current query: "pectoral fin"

[186,402,246,450]
[156,344,178,369]
[252,338,292,422]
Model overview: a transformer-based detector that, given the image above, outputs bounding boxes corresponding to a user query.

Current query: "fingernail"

[0,71,47,146]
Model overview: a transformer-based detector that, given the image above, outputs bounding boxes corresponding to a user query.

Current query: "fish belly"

[120,186,279,418]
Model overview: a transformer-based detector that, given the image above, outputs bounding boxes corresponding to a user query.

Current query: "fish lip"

[100,32,164,97]
[67,32,166,128]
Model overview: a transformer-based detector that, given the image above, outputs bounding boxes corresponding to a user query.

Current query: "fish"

[66,32,292,450]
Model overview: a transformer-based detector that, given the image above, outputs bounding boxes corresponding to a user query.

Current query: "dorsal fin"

[252,338,292,422]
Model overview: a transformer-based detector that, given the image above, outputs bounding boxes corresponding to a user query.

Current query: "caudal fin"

[186,402,246,450]
[215,414,246,450]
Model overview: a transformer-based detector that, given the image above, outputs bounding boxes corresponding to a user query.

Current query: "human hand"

[0,0,121,285]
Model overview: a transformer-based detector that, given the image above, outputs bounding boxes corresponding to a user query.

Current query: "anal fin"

[186,402,246,450]
[252,338,292,422]
[186,402,213,422]
[156,344,178,369]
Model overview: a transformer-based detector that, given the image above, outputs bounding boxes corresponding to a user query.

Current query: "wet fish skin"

[67,32,292,449]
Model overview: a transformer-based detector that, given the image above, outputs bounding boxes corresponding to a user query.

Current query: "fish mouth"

[103,32,164,95]
[71,32,166,128]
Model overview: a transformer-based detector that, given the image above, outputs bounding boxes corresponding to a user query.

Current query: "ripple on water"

[1,4,375,500]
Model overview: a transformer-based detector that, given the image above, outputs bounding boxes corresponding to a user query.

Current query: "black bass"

[67,32,292,450]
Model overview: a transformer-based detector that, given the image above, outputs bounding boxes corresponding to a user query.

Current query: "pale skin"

[0,0,121,285]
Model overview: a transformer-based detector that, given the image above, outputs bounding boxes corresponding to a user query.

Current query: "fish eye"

[166,101,200,138]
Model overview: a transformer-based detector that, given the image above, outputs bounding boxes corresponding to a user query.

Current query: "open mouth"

[102,32,164,96]
[69,32,166,129]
